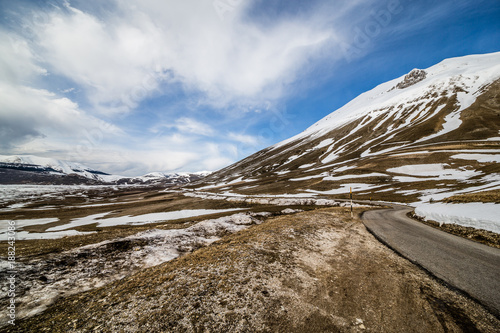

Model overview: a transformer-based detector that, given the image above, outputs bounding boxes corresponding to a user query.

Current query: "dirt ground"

[1,191,265,258]
[3,207,498,333]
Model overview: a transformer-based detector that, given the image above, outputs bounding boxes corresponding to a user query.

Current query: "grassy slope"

[443,190,500,204]
[191,80,500,204]
[5,208,499,332]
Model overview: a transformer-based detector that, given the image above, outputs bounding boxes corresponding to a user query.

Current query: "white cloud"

[228,132,260,146]
[0,0,397,175]
[0,32,46,84]
[169,118,215,136]
[0,81,122,149]
[30,3,167,113]
[24,0,346,113]
[75,136,239,176]
[0,30,122,151]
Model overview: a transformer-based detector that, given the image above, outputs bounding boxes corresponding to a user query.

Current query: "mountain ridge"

[0,154,211,185]
[190,52,500,205]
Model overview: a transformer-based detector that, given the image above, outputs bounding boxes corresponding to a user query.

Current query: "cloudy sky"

[1,0,499,176]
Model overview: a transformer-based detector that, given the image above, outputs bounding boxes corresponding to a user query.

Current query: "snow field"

[271,52,500,151]
[0,211,271,323]
[184,191,366,207]
[415,203,500,234]
[0,184,124,206]
[387,164,481,180]
[48,209,245,231]
[0,209,246,240]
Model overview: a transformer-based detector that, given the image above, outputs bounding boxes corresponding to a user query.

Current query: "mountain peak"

[395,69,427,89]
[193,52,500,204]
[0,154,210,185]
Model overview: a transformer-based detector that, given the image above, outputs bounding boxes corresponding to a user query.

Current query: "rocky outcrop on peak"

[396,69,427,89]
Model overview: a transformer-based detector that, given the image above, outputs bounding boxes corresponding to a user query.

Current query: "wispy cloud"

[169,118,215,136]
[0,30,121,151]
[228,132,261,146]
[2,0,495,175]
[23,0,346,113]
[0,0,379,174]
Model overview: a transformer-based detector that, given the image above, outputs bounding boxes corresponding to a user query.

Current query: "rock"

[395,69,427,89]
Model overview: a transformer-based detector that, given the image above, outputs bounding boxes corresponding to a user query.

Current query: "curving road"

[361,204,500,317]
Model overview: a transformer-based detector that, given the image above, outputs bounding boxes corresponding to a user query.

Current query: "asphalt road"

[361,204,500,317]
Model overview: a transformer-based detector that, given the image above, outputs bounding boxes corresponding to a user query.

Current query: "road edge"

[359,208,500,320]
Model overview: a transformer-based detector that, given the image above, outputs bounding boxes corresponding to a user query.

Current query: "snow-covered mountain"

[191,52,500,204]
[0,155,118,182]
[129,171,212,185]
[0,155,210,185]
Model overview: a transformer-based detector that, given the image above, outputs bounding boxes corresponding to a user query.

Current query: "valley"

[1,190,499,332]
[1,52,500,332]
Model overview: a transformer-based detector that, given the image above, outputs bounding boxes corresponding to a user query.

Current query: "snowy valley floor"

[2,206,499,332]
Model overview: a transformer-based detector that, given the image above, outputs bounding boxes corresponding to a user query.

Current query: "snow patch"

[281,208,304,214]
[451,154,500,163]
[387,164,480,180]
[415,203,500,233]
[416,110,462,143]
[306,183,383,195]
[47,209,246,232]
[299,163,316,169]
[323,173,388,182]
[0,230,96,241]
[393,176,436,183]
[321,152,339,164]
[290,174,324,181]
[314,138,334,149]
[0,218,58,229]
[375,188,395,193]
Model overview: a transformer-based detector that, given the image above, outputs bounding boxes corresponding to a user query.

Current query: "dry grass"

[191,80,500,207]
[5,208,499,332]
[443,190,500,204]
[0,191,276,258]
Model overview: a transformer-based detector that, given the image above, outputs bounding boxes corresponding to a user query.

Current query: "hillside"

[4,207,499,332]
[2,53,500,332]
[190,53,500,206]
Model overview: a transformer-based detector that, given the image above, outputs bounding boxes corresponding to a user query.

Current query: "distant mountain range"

[190,52,500,203]
[3,52,500,198]
[0,155,210,185]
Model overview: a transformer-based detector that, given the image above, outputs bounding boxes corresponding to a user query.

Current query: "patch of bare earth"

[4,208,499,332]
[443,190,500,204]
[1,192,257,258]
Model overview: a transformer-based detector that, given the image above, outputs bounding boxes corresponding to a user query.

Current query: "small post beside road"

[350,187,353,218]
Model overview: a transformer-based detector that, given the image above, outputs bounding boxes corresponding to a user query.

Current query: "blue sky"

[0,0,499,176]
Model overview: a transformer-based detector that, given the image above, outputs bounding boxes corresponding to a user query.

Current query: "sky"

[0,0,499,176]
